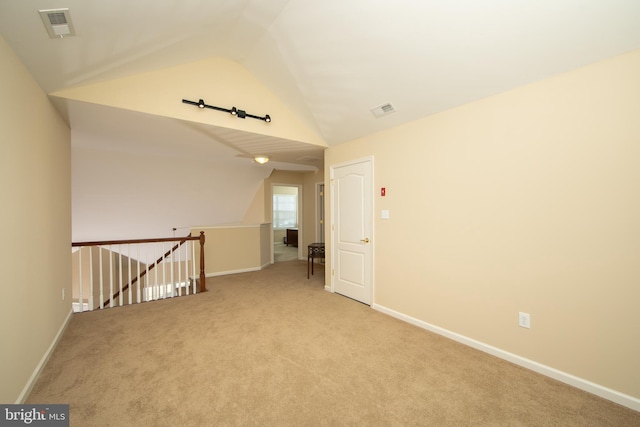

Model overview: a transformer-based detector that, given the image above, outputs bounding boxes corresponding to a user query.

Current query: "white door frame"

[315,182,325,243]
[330,156,374,304]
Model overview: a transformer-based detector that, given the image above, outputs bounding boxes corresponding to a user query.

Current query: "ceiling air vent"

[370,102,396,118]
[39,8,76,38]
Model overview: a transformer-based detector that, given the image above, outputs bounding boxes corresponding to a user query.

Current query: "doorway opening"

[273,184,302,262]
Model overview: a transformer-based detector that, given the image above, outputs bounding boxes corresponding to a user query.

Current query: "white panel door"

[332,159,372,304]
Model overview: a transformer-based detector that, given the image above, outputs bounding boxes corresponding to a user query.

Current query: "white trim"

[16,309,73,404]
[204,260,276,278]
[72,302,89,312]
[206,267,262,277]
[192,223,270,230]
[373,303,640,412]
[315,181,325,243]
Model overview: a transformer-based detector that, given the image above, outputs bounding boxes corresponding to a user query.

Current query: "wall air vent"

[39,8,76,38]
[370,102,396,118]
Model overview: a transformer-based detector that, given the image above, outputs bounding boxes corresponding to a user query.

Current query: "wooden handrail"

[72,235,202,247]
[73,231,207,309]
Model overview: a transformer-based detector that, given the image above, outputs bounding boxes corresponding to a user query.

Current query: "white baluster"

[109,245,114,308]
[184,242,189,296]
[162,242,173,298]
[176,242,181,298]
[136,244,141,304]
[88,246,94,311]
[191,240,196,295]
[127,243,132,305]
[177,243,183,297]
[144,244,150,302]
[154,243,159,301]
[99,247,104,309]
[78,247,83,313]
[118,245,123,306]
[183,242,189,296]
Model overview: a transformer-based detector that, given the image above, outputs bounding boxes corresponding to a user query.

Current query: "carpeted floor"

[27,261,639,426]
[274,242,299,262]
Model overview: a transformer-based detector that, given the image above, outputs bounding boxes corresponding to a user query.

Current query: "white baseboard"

[372,303,640,412]
[16,309,73,404]
[206,260,302,278]
[72,302,89,313]
[206,267,262,277]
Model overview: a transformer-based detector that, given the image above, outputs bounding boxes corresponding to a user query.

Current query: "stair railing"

[71,231,206,312]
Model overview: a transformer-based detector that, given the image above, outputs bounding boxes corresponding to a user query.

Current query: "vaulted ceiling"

[2,0,640,168]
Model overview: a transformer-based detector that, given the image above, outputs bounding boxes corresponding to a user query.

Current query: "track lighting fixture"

[182,99,271,122]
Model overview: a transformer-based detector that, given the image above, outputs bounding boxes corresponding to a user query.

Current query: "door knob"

[360,238,370,243]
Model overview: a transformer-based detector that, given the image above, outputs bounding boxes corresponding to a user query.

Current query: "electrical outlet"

[518,312,530,329]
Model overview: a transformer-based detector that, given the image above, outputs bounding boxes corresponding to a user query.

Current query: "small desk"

[285,228,298,247]
[307,243,325,279]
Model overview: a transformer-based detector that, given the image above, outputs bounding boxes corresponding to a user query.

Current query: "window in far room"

[273,186,298,229]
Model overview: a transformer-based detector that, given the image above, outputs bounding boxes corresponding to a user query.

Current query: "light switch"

[381,210,390,219]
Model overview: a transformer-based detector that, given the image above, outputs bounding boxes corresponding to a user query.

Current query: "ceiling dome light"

[254,155,269,164]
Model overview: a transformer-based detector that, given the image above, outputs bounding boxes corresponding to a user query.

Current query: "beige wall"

[52,57,326,147]
[0,36,71,402]
[72,145,272,242]
[325,49,640,400]
[242,180,266,224]
[259,223,272,267]
[192,225,270,276]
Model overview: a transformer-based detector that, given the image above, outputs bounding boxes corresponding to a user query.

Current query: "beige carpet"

[274,242,299,262]
[28,261,639,426]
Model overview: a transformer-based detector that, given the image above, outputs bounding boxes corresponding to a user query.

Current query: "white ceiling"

[2,0,640,166]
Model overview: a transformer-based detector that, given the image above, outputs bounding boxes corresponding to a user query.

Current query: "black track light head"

[197,99,205,108]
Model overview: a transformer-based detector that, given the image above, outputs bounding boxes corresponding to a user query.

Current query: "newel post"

[199,231,206,292]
